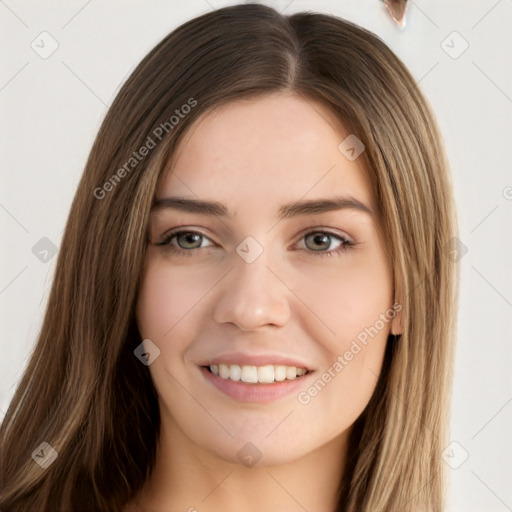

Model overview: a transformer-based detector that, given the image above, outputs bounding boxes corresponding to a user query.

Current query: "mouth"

[201,363,312,384]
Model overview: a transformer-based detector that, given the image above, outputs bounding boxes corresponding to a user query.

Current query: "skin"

[129,91,402,512]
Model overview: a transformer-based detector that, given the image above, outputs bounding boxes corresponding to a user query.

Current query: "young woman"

[0,3,459,511]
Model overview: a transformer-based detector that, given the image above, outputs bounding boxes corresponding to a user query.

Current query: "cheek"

[136,270,174,340]
[309,351,385,432]
[292,250,392,415]
[293,251,393,340]
[136,256,214,340]
[299,322,389,435]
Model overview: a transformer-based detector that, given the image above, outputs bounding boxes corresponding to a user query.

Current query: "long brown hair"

[0,4,459,511]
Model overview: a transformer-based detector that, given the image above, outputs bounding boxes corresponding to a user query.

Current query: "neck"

[130,417,350,512]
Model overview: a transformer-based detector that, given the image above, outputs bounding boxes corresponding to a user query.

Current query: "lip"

[202,351,314,370]
[199,366,314,403]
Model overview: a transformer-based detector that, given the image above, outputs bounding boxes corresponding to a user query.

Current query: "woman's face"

[136,92,401,466]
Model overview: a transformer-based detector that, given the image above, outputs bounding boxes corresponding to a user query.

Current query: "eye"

[298,230,354,258]
[155,228,354,258]
[155,229,214,256]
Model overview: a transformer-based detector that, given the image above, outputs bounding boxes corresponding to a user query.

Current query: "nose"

[212,249,291,331]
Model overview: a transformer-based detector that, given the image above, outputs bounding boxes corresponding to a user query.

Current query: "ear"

[390,300,403,335]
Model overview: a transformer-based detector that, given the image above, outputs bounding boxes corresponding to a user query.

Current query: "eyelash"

[155,228,355,258]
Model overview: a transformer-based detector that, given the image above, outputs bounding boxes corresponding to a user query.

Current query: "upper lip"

[200,351,313,370]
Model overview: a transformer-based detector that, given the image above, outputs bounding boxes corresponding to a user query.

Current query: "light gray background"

[1,1,511,510]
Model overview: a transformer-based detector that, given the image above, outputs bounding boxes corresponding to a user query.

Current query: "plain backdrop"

[1,1,511,510]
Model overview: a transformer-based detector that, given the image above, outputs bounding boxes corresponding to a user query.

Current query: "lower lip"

[200,367,312,403]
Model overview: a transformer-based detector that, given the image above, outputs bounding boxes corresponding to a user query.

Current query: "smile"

[206,363,309,384]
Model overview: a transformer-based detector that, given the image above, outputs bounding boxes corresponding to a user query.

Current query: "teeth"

[257,365,274,383]
[274,365,287,381]
[229,364,241,381]
[210,363,308,383]
[240,365,258,383]
[286,366,296,380]
[219,364,230,379]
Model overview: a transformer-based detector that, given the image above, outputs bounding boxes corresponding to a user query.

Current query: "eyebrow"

[151,195,373,220]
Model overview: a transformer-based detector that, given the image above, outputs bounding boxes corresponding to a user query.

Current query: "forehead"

[157,92,374,213]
